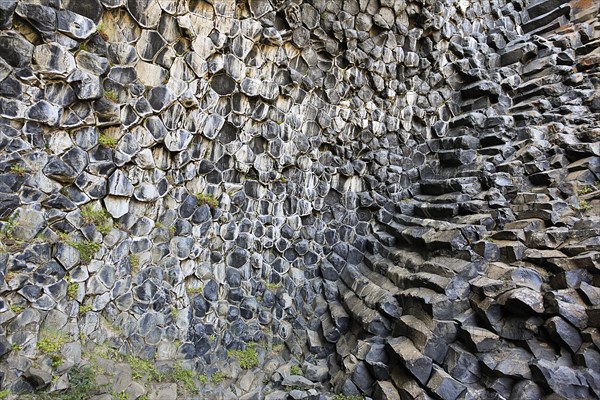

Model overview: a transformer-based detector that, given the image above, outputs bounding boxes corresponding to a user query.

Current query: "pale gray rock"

[134,183,160,202]
[33,43,76,77]
[108,169,134,196]
[104,195,130,218]
[57,9,96,39]
[126,0,162,28]
[165,129,193,152]
[11,208,45,240]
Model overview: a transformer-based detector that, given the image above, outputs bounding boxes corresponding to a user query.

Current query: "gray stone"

[126,0,162,28]
[0,0,17,30]
[386,337,432,385]
[26,101,62,126]
[108,170,134,197]
[15,3,56,33]
[426,365,466,400]
[165,129,193,152]
[531,359,590,398]
[545,316,583,353]
[57,9,96,39]
[0,32,33,68]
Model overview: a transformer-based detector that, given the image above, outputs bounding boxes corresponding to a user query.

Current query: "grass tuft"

[227,343,258,369]
[210,371,227,384]
[290,365,302,376]
[103,90,118,102]
[172,363,196,392]
[98,132,118,148]
[81,204,112,235]
[196,193,219,209]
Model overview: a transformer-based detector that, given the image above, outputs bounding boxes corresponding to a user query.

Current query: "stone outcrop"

[0,0,599,399]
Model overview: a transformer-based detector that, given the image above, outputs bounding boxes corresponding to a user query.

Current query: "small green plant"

[67,280,79,300]
[97,22,109,41]
[98,132,118,148]
[79,304,93,314]
[130,254,140,272]
[198,374,208,385]
[196,193,219,209]
[112,391,129,400]
[272,343,284,353]
[577,186,593,195]
[10,304,24,314]
[0,390,9,399]
[171,306,179,319]
[172,363,196,392]
[64,366,101,400]
[210,372,227,384]
[51,353,64,368]
[128,356,161,381]
[227,343,259,369]
[186,285,203,296]
[10,164,26,176]
[1,211,19,240]
[290,365,302,376]
[69,240,101,263]
[12,343,23,351]
[265,282,280,291]
[79,42,89,52]
[169,226,176,236]
[333,395,364,400]
[81,204,112,235]
[37,332,66,354]
[579,199,592,211]
[104,90,118,102]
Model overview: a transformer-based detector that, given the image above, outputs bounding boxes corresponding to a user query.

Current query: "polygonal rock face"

[33,43,76,77]
[100,8,142,43]
[211,73,237,95]
[57,9,96,39]
[164,129,193,152]
[0,0,599,398]
[136,30,167,62]
[26,101,63,126]
[126,0,162,28]
[15,3,56,33]
[62,0,103,23]
[11,208,45,240]
[0,32,33,68]
[104,195,130,218]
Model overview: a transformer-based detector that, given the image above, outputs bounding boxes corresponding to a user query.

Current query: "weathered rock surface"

[0,0,599,399]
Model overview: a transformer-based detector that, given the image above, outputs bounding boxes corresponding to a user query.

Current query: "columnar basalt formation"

[0,0,599,399]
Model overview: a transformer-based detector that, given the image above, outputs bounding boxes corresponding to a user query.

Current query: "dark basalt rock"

[211,73,237,96]
[56,9,96,39]
[126,0,161,28]
[0,0,17,30]
[0,0,597,398]
[0,193,19,218]
[15,3,56,33]
[61,0,103,23]
[0,32,34,68]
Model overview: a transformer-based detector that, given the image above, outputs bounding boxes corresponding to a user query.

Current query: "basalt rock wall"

[0,0,599,399]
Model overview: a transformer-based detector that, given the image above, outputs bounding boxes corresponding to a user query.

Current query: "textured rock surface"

[0,0,599,399]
